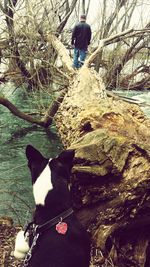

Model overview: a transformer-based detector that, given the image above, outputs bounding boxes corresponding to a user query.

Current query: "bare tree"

[0,0,78,89]
[91,0,150,90]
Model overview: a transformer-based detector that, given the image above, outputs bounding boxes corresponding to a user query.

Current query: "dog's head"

[26,145,75,206]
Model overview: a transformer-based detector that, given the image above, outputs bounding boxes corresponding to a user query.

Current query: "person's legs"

[73,48,79,68]
[79,49,87,67]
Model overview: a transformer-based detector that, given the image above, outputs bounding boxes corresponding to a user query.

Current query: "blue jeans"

[73,48,87,68]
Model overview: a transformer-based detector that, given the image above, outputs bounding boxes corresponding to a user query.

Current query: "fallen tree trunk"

[54,64,150,266]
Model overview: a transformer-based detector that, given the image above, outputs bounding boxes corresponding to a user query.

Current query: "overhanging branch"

[46,33,75,75]
[0,96,46,127]
[85,28,150,67]
[0,92,66,128]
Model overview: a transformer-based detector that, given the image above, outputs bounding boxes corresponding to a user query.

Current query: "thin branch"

[0,96,46,126]
[86,0,91,16]
[42,89,67,127]
[46,33,75,74]
[56,0,78,35]
[85,28,134,67]
[81,0,85,14]
[0,89,66,128]
[102,0,128,38]
[85,27,150,67]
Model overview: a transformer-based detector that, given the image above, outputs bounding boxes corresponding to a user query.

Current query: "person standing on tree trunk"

[71,14,92,69]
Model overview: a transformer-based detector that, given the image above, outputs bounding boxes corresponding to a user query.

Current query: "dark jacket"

[71,22,91,50]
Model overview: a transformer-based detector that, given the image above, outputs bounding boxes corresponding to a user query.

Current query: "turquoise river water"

[0,83,62,225]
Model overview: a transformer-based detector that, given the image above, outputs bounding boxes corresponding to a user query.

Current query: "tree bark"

[52,34,150,266]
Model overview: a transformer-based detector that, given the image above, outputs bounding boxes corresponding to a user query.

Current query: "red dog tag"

[56,222,68,235]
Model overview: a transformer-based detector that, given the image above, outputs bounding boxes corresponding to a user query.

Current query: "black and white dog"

[14,145,91,267]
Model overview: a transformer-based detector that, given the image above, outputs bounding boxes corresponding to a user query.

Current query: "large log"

[54,66,150,266]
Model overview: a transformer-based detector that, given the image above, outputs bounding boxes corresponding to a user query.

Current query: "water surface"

[0,84,62,225]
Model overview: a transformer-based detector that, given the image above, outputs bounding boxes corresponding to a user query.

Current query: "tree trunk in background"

[54,66,150,267]
[4,0,38,88]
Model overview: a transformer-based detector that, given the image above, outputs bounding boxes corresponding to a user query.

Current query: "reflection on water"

[0,84,62,225]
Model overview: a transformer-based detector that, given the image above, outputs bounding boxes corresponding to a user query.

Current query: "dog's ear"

[26,145,44,162]
[57,150,75,167]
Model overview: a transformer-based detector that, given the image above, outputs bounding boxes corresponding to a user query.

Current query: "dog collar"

[23,209,73,267]
[36,208,74,233]
[25,208,74,236]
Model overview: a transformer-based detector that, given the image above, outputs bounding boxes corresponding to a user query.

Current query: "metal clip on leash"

[23,228,39,267]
